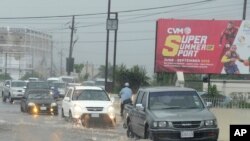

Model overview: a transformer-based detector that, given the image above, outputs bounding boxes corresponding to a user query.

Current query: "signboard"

[155,19,250,74]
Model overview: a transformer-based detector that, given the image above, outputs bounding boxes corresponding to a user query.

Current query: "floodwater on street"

[0,98,146,141]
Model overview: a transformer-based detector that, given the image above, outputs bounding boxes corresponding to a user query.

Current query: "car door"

[131,91,145,136]
[137,92,148,137]
[62,88,73,117]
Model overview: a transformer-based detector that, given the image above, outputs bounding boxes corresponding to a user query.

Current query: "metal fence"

[202,97,250,109]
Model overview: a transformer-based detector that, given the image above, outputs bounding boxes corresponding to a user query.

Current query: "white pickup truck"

[1,80,26,103]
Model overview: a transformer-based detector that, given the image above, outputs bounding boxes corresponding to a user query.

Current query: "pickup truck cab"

[123,87,219,141]
[2,80,26,103]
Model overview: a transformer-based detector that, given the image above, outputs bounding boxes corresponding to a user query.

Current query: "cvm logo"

[167,27,191,35]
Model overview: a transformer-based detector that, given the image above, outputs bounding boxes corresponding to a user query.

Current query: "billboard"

[155,19,250,74]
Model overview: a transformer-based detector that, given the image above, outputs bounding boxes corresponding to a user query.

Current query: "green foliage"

[115,64,149,93]
[97,63,113,79]
[74,64,84,74]
[0,73,12,80]
[208,84,219,97]
[151,73,176,86]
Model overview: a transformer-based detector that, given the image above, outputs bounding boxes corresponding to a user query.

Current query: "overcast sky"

[0,0,249,77]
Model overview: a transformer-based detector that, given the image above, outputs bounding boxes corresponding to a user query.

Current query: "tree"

[97,63,113,79]
[0,73,12,80]
[115,64,150,93]
[20,72,40,80]
[74,64,84,74]
[74,64,84,81]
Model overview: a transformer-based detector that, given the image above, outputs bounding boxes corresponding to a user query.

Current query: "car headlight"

[50,91,53,95]
[51,102,57,107]
[205,119,217,127]
[152,121,168,128]
[28,102,35,106]
[108,106,115,114]
[73,105,82,112]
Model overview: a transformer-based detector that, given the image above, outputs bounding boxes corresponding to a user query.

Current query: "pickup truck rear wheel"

[127,122,135,138]
[2,95,7,102]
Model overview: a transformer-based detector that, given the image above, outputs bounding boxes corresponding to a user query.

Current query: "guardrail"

[202,97,250,109]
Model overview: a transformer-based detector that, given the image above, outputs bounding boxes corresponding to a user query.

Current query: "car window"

[135,91,144,104]
[65,89,73,98]
[5,81,10,86]
[28,93,53,99]
[11,82,26,87]
[141,92,148,108]
[149,91,204,110]
[27,82,50,89]
[72,89,109,101]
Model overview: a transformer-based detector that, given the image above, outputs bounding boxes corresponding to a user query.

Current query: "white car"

[61,86,116,127]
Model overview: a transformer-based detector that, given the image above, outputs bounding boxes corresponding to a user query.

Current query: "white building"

[0,27,53,79]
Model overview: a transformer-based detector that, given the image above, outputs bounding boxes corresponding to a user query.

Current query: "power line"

[0,0,212,20]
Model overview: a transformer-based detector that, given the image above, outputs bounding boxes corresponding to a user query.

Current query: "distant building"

[0,27,53,79]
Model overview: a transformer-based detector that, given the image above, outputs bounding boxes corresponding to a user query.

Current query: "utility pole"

[59,49,64,75]
[112,13,118,92]
[243,0,247,20]
[67,16,75,76]
[50,41,53,76]
[5,53,7,80]
[105,0,111,91]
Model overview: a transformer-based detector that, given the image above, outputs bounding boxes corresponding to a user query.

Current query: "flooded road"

[0,98,143,141]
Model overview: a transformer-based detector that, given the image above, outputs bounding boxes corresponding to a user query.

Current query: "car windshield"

[28,93,53,99]
[149,91,204,110]
[28,82,50,89]
[72,89,109,101]
[11,81,26,87]
[52,83,65,88]
[62,78,74,83]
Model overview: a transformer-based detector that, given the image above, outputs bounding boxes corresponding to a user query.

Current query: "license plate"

[40,107,47,110]
[181,131,194,138]
[91,113,99,118]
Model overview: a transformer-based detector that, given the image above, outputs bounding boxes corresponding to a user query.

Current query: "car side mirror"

[206,102,212,108]
[136,104,144,111]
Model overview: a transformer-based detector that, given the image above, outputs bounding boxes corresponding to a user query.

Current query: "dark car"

[20,89,58,115]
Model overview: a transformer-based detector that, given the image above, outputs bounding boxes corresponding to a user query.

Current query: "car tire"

[61,109,65,118]
[2,95,7,102]
[9,97,13,104]
[20,106,24,112]
[127,121,135,138]
[68,111,73,122]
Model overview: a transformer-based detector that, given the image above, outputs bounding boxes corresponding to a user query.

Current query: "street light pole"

[243,0,247,20]
[67,16,75,76]
[105,0,111,91]
[112,13,118,92]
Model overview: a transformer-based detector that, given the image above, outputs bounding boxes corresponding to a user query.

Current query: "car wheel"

[2,95,7,102]
[20,106,24,112]
[127,121,135,138]
[68,111,73,122]
[61,109,65,118]
[9,97,13,103]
